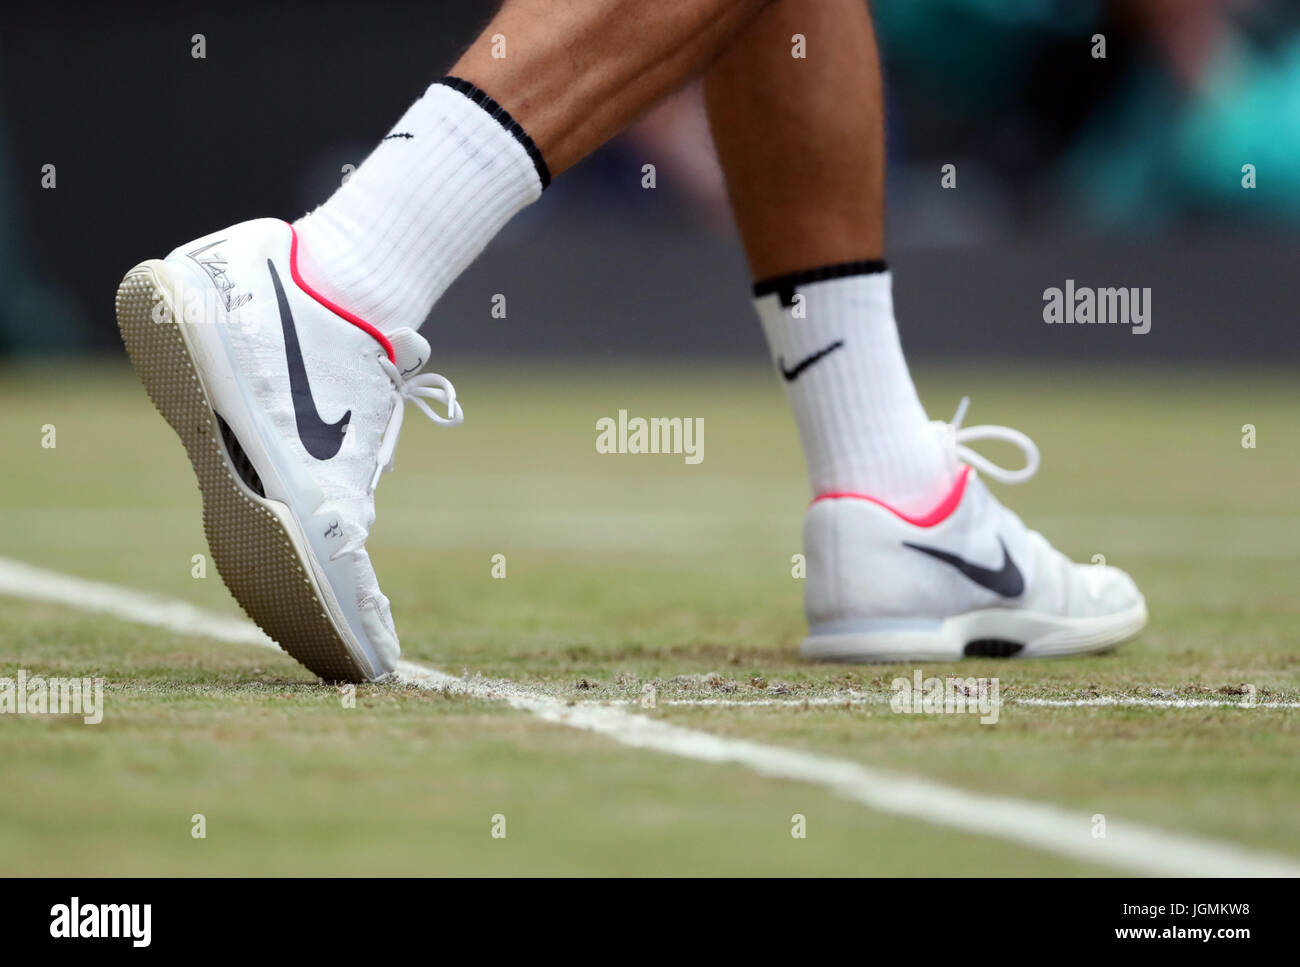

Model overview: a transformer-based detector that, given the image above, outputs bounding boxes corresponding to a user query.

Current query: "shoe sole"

[801,599,1148,663]
[115,263,371,682]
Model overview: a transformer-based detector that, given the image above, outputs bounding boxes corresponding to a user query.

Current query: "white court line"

[609,694,1300,711]
[2,555,1297,877]
[1019,696,1298,709]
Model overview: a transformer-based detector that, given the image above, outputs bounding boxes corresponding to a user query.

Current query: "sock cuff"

[752,259,889,307]
[437,75,552,190]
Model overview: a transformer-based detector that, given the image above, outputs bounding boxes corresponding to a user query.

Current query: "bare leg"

[703,0,952,517]
[454,0,779,177]
[297,0,776,334]
[704,0,884,278]
[703,1,1150,664]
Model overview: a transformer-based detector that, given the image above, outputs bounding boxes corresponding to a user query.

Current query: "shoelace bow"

[940,396,1040,485]
[371,356,464,491]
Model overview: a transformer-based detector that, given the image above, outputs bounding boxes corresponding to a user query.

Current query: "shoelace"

[370,356,464,491]
[940,396,1040,485]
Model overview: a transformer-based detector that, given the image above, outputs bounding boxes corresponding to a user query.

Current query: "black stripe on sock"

[438,75,552,190]
[752,259,889,307]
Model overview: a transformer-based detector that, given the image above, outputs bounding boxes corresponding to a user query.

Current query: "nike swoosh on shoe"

[267,259,351,460]
[902,537,1026,598]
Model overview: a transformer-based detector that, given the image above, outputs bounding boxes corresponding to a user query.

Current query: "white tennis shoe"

[116,218,462,681]
[801,400,1147,661]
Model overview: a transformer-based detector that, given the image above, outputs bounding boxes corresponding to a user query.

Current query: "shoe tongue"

[386,328,431,378]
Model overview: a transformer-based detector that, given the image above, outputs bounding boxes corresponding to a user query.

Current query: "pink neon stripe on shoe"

[811,465,971,528]
[286,223,396,363]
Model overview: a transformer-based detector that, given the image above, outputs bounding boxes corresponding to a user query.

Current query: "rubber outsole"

[115,264,369,682]
[800,600,1148,663]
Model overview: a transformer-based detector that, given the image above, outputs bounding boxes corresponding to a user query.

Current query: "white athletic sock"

[754,262,954,514]
[294,77,549,334]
